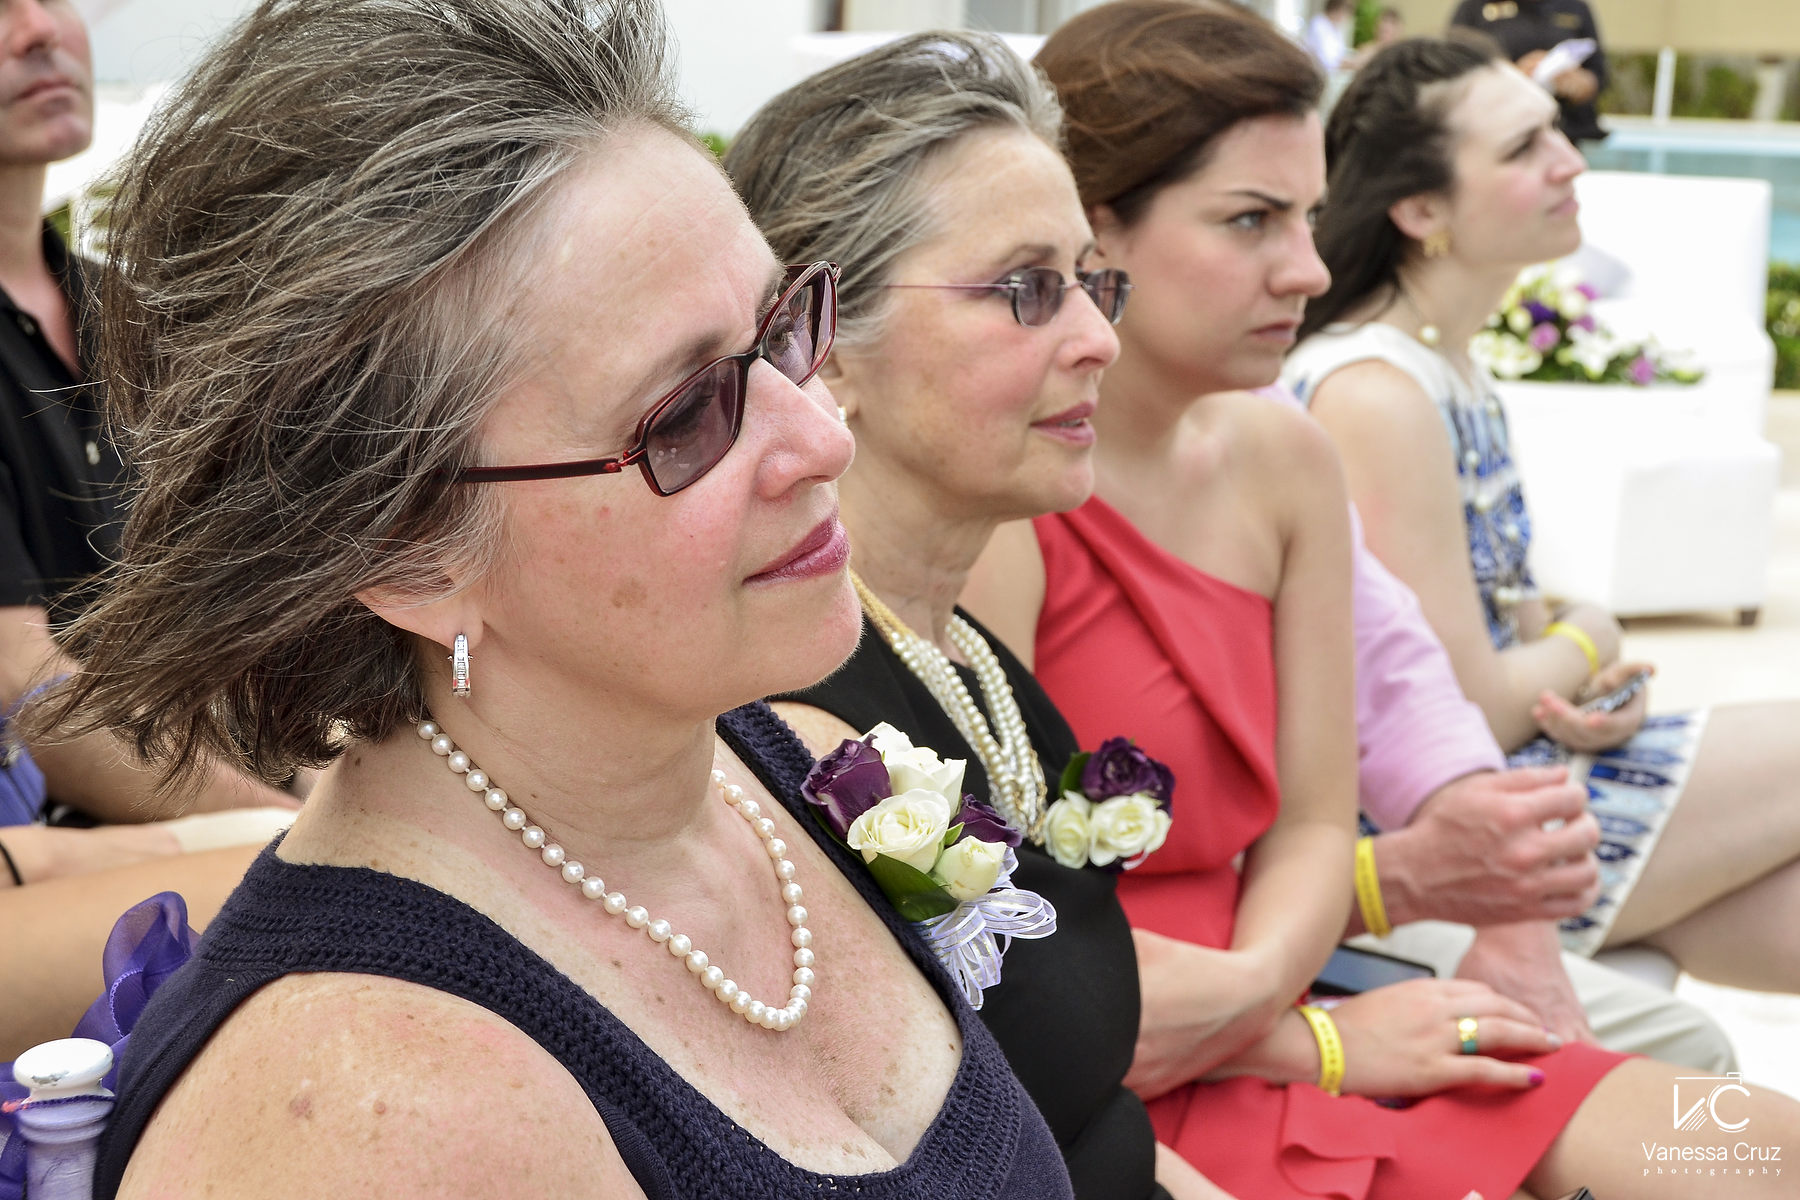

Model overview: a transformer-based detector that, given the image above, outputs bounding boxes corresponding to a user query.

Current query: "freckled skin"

[116,128,963,1200]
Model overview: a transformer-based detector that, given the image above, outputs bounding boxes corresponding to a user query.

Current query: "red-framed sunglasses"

[457,261,840,496]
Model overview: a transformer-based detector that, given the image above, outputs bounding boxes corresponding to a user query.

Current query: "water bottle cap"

[13,1038,114,1101]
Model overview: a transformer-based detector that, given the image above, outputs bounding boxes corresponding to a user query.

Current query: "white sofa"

[1496,171,1782,622]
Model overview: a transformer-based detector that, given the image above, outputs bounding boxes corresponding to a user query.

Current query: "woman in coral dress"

[966,3,1800,1197]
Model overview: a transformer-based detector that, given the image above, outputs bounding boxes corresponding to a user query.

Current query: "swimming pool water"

[1586,124,1800,265]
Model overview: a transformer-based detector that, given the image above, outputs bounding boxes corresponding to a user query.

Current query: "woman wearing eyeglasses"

[726,32,1229,1200]
[26,3,1073,1198]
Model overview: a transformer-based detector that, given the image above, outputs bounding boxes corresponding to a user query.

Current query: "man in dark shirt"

[1,0,293,846]
[1449,0,1609,143]
[0,221,124,629]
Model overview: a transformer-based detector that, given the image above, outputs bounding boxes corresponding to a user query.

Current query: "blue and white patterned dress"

[1285,323,1701,956]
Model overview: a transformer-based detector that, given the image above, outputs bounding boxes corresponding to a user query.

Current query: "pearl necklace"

[849,571,1047,843]
[417,718,815,1031]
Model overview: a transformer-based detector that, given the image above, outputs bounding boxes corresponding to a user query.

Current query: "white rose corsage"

[802,723,1056,1008]
[1044,738,1175,872]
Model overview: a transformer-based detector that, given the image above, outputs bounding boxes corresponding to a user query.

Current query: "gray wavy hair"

[724,31,1062,349]
[31,0,688,794]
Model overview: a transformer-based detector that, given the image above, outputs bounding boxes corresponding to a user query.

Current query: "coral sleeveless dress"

[1033,497,1628,1200]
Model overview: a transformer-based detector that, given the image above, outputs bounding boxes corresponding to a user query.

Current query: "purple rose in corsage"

[803,722,1055,1008]
[802,737,891,833]
[1044,739,1176,872]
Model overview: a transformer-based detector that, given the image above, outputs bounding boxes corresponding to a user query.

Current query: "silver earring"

[451,633,471,698]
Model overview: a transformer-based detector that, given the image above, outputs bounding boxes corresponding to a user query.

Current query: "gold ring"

[1457,1016,1480,1055]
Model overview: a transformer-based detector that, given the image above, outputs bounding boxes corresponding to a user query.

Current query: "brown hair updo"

[1299,34,1503,338]
[1035,0,1323,227]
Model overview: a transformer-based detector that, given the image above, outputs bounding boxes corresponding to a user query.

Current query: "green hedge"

[1772,262,1800,392]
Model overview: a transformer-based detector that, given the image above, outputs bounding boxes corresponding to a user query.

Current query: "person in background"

[1448,0,1608,143]
[0,0,294,1060]
[995,0,1734,1076]
[1372,6,1404,50]
[1304,0,1354,74]
[1289,33,1800,1003]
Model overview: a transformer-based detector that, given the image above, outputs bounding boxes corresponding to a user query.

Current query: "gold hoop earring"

[1422,231,1452,259]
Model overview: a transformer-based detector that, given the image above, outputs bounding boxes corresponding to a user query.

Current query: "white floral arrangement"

[1473,263,1703,386]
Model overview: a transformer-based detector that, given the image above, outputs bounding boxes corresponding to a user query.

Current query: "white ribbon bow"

[916,850,1058,1009]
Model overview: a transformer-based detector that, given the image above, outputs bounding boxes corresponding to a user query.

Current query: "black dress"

[95,705,1074,1200]
[772,611,1167,1200]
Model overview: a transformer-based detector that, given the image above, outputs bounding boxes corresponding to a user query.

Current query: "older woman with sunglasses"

[25,3,1074,1198]
[727,32,1230,1200]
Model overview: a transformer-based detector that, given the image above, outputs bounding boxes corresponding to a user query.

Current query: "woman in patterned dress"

[1288,34,1800,986]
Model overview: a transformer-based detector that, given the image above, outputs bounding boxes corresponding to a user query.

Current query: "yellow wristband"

[1297,1004,1345,1096]
[1353,836,1391,939]
[1544,621,1601,674]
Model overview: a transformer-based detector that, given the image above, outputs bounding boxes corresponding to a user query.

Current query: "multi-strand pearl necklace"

[417,718,815,1031]
[849,571,1047,843]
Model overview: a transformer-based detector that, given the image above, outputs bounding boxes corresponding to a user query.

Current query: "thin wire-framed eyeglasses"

[883,266,1131,327]
[456,261,840,496]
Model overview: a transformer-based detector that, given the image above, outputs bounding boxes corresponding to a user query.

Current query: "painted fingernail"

[1529,1069,1547,1086]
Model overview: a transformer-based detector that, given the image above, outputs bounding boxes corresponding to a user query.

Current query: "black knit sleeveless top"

[772,613,1165,1200]
[93,703,1072,1200]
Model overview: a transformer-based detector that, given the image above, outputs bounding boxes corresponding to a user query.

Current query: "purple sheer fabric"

[0,892,196,1199]
[0,725,46,828]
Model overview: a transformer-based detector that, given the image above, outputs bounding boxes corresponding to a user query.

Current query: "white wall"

[78,0,820,134]
[664,0,818,135]
[84,0,253,87]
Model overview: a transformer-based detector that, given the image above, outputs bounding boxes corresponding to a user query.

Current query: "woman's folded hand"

[1126,929,1287,1101]
[1332,978,1560,1098]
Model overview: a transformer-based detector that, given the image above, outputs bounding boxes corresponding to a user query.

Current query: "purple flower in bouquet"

[1524,300,1557,326]
[955,795,1022,849]
[1575,282,1599,300]
[1572,314,1597,333]
[1628,354,1656,385]
[803,738,892,837]
[1081,737,1175,804]
[1528,323,1560,352]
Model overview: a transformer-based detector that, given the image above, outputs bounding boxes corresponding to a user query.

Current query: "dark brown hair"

[26,0,686,796]
[1299,34,1503,338]
[1034,0,1323,227]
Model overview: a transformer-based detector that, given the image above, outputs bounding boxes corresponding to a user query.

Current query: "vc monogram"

[1674,1075,1751,1133]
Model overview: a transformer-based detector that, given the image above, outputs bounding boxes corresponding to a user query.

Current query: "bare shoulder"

[1203,389,1342,485]
[961,518,1044,670]
[1302,358,1443,446]
[768,700,861,758]
[118,972,641,1200]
